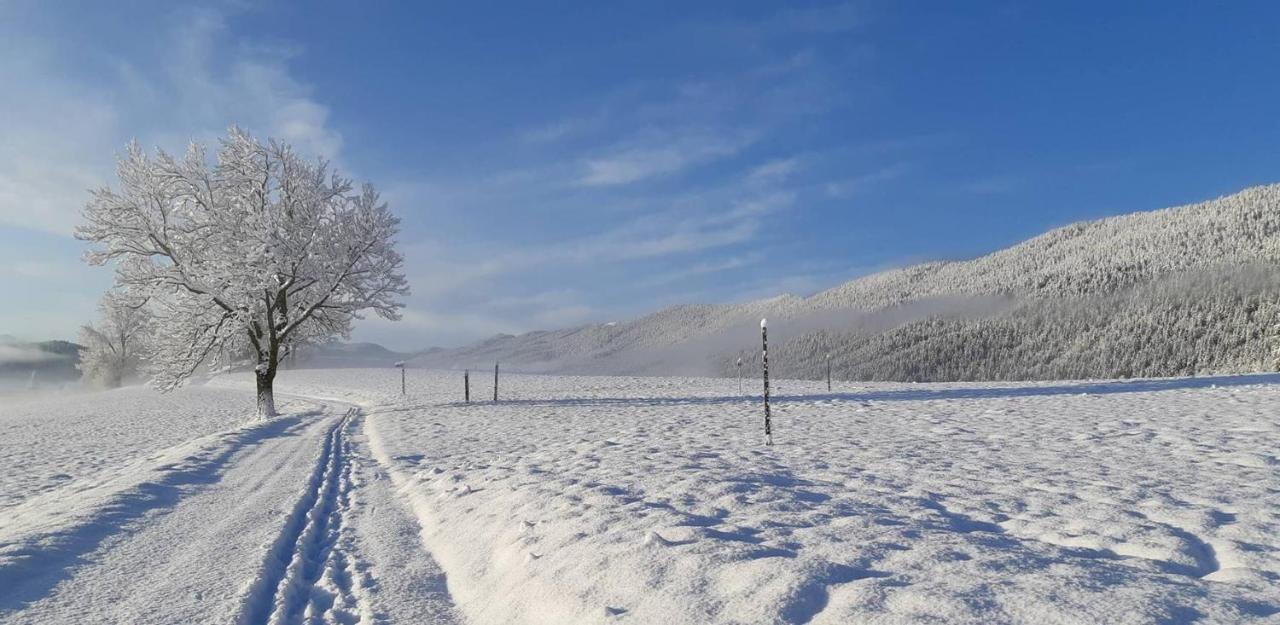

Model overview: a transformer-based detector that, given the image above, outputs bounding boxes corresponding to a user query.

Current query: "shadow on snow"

[0,411,316,615]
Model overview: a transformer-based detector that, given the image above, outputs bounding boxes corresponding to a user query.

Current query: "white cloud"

[825,164,908,198]
[0,3,890,349]
[396,240,512,298]
[748,158,800,183]
[0,34,120,235]
[520,116,600,145]
[0,5,342,237]
[366,183,797,347]
[515,190,793,266]
[637,254,761,288]
[579,132,752,187]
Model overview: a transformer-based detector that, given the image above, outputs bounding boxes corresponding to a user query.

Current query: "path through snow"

[0,387,459,625]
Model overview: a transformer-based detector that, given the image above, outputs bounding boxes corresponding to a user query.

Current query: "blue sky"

[3,2,1280,347]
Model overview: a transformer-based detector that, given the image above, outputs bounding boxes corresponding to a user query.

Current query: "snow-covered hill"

[291,341,411,369]
[412,183,1280,381]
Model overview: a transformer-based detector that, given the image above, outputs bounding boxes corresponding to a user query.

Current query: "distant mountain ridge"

[410,183,1280,381]
[290,341,411,369]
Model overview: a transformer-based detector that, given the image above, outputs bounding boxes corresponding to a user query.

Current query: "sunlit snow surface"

[1,372,1277,623]
[260,369,1280,624]
[0,387,256,510]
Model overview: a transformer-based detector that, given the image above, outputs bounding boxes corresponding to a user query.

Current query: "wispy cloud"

[520,120,583,144]
[518,114,606,145]
[488,190,792,270]
[0,5,342,236]
[2,2,912,349]
[637,254,763,289]
[748,158,801,183]
[376,171,802,346]
[372,15,886,346]
[825,164,909,198]
[578,131,753,187]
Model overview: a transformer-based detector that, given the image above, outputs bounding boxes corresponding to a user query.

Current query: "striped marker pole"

[761,318,772,446]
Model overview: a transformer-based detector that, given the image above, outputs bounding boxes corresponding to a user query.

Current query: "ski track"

[239,399,463,625]
[239,406,372,625]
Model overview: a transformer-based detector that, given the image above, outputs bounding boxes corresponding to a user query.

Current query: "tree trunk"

[252,329,282,417]
[256,366,277,417]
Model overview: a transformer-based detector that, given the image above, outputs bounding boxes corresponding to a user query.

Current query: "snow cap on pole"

[760,318,767,329]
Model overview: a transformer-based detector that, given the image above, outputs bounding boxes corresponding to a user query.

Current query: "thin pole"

[737,356,743,395]
[465,369,470,403]
[762,319,772,446]
[494,361,499,402]
[826,353,831,392]
[401,367,406,395]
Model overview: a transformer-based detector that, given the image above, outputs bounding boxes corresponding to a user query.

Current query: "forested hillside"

[754,266,1280,382]
[412,184,1280,382]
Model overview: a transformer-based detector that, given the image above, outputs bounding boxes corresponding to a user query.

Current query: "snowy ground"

[0,384,458,625]
[2,370,1278,624]
[0,387,258,510]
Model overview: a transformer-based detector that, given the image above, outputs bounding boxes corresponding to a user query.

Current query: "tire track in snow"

[240,407,372,625]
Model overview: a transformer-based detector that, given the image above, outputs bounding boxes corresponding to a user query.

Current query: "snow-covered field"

[2,369,1279,624]
[0,387,259,510]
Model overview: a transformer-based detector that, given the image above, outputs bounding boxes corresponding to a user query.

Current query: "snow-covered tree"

[78,289,152,388]
[77,127,408,415]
